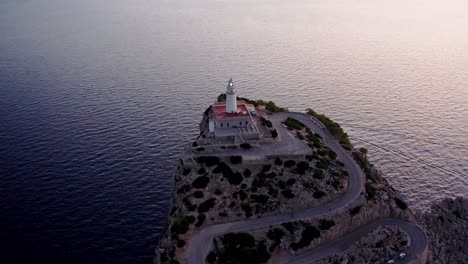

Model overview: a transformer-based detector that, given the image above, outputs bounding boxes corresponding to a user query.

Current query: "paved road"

[284,218,427,264]
[184,112,426,264]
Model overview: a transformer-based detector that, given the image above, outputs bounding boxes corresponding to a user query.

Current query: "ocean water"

[0,0,467,263]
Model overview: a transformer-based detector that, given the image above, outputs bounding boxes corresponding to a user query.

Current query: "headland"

[154,79,464,264]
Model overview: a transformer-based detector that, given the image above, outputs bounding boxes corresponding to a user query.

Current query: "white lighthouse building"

[206,78,260,140]
[225,78,238,113]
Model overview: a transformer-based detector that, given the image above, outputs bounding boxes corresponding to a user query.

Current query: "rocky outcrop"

[416,197,467,264]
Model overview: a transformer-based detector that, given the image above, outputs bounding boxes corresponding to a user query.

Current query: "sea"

[1,0,467,263]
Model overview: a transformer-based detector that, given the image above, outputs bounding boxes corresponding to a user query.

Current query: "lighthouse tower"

[226,78,238,113]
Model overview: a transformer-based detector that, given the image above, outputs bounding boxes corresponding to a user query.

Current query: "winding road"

[184,112,427,264]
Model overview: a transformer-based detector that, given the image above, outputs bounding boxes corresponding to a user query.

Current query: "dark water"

[1,0,467,263]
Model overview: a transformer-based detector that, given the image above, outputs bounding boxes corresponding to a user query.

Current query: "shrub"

[233,190,248,201]
[281,222,296,234]
[365,183,376,200]
[182,168,191,176]
[283,117,305,130]
[274,158,283,166]
[395,197,408,210]
[197,168,206,175]
[242,204,252,217]
[316,158,331,170]
[295,161,310,175]
[243,169,251,177]
[213,162,234,178]
[192,176,210,189]
[286,178,296,186]
[171,215,195,235]
[196,147,205,152]
[177,239,186,248]
[349,206,361,216]
[192,142,198,147]
[240,143,251,149]
[281,189,295,199]
[306,108,352,150]
[193,191,204,198]
[313,169,324,180]
[318,219,335,230]
[206,251,217,263]
[296,226,321,249]
[267,228,285,241]
[228,172,243,185]
[326,149,337,160]
[250,194,269,204]
[177,184,191,194]
[217,233,271,264]
[313,190,325,199]
[198,198,216,213]
[284,160,296,168]
[230,156,242,164]
[262,164,272,172]
[271,129,278,138]
[196,156,220,167]
[296,131,305,140]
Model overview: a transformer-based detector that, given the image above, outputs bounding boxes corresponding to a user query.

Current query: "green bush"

[395,197,408,210]
[267,228,285,241]
[198,198,216,213]
[306,108,352,150]
[213,233,271,264]
[240,143,251,149]
[213,162,234,177]
[171,215,195,235]
[313,169,324,180]
[196,156,220,167]
[283,117,305,130]
[365,183,376,200]
[281,189,295,199]
[349,206,361,216]
[271,129,278,138]
[228,172,243,185]
[295,161,310,175]
[230,156,242,164]
[192,176,210,189]
[250,194,269,204]
[318,219,335,230]
[296,131,305,140]
[297,226,321,249]
[313,190,325,199]
[193,191,204,198]
[284,160,296,168]
[182,168,191,176]
[281,222,296,234]
[274,158,283,166]
[197,168,206,175]
[243,169,252,177]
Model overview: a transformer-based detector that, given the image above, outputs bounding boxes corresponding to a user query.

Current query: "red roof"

[213,104,250,119]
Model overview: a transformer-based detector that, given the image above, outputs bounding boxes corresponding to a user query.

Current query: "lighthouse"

[226,78,237,113]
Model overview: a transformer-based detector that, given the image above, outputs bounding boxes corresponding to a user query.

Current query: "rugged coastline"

[154,94,464,264]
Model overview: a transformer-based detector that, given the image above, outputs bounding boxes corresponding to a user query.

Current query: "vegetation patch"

[318,219,335,231]
[170,215,195,235]
[198,198,216,213]
[283,117,305,130]
[395,197,408,210]
[230,155,242,164]
[291,226,321,250]
[306,108,352,150]
[196,156,220,167]
[192,176,210,189]
[207,232,271,264]
[349,205,361,216]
